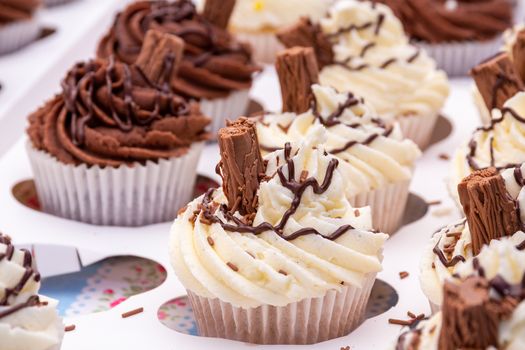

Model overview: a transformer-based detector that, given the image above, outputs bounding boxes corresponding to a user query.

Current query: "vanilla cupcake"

[169,120,387,344]
[449,91,525,204]
[256,47,420,233]
[422,165,525,312]
[0,0,41,55]
[224,0,332,63]
[396,237,525,350]
[0,234,64,350]
[277,0,449,149]
[27,31,210,226]
[256,61,420,233]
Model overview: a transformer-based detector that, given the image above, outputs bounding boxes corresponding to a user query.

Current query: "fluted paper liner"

[0,17,40,55]
[429,300,441,314]
[397,113,439,150]
[234,31,284,64]
[26,142,204,226]
[415,35,503,77]
[200,89,250,136]
[187,273,376,345]
[349,180,411,235]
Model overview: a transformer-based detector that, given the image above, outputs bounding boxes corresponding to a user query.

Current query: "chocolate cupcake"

[0,233,64,350]
[97,0,260,135]
[169,120,387,344]
[276,0,449,149]
[0,0,41,55]
[27,31,210,226]
[421,166,525,312]
[376,0,513,76]
[255,47,421,233]
[396,237,525,349]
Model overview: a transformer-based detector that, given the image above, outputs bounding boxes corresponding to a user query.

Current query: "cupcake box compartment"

[0,74,479,350]
[0,0,482,348]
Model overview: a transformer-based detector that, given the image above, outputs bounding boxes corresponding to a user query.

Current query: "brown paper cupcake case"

[188,272,376,345]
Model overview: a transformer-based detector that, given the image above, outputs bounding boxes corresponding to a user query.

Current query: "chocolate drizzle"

[0,234,42,320]
[260,92,393,155]
[466,107,525,171]
[199,143,354,241]
[63,57,190,147]
[432,237,466,268]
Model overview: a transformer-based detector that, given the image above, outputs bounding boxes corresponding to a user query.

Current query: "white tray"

[0,1,482,348]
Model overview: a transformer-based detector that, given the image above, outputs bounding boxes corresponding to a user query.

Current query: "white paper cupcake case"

[0,18,40,55]
[429,300,441,314]
[397,113,439,150]
[415,35,503,77]
[234,31,284,64]
[26,142,204,226]
[187,273,376,345]
[200,89,250,136]
[348,180,411,235]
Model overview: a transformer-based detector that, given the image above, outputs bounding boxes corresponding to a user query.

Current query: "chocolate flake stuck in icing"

[275,47,320,114]
[471,52,524,111]
[217,117,265,215]
[458,168,521,255]
[201,142,354,241]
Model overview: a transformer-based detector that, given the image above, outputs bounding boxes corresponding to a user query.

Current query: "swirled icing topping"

[420,218,525,307]
[0,0,40,26]
[317,0,449,121]
[97,0,260,100]
[0,234,63,350]
[376,0,512,44]
[450,91,525,201]
[398,237,525,350]
[228,0,332,32]
[169,127,387,308]
[255,84,420,197]
[27,57,210,167]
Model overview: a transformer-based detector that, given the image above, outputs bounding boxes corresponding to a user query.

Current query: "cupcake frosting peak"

[398,237,525,350]
[170,125,387,308]
[277,0,449,121]
[28,31,211,167]
[257,84,421,196]
[97,0,261,100]
[0,233,64,350]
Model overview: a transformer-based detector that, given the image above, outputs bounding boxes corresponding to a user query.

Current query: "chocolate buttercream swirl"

[97,0,260,99]
[0,0,40,25]
[376,0,512,43]
[27,57,210,167]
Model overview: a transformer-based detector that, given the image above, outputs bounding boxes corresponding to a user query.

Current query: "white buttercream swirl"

[450,92,525,204]
[399,238,525,350]
[0,236,63,350]
[256,84,421,197]
[228,0,332,32]
[169,127,388,308]
[420,221,525,307]
[318,0,449,122]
